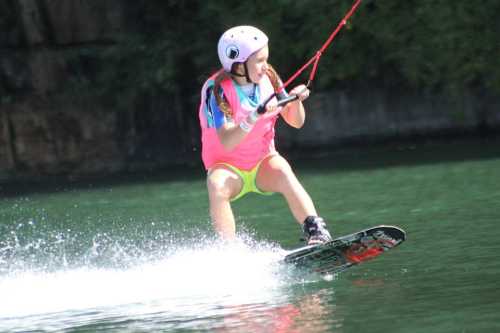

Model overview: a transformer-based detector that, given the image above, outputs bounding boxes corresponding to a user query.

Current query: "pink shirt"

[199,72,281,170]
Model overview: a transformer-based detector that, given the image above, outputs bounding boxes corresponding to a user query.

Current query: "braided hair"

[212,64,283,117]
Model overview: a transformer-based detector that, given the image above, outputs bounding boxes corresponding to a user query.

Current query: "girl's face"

[245,45,269,84]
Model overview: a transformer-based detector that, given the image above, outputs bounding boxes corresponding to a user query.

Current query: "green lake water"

[1,139,499,332]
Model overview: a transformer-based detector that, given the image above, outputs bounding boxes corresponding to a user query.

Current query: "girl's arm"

[209,87,257,151]
[280,84,310,128]
[217,109,259,151]
[217,121,249,151]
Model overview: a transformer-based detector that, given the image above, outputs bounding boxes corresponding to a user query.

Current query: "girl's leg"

[256,155,317,224]
[206,166,243,239]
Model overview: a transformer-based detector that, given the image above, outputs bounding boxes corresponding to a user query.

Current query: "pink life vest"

[199,72,281,171]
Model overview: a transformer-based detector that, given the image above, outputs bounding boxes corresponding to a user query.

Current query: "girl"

[198,25,332,245]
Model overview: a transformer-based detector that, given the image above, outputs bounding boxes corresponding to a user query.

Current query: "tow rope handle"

[257,0,363,114]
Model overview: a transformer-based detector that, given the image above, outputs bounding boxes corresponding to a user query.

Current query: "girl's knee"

[264,155,293,175]
[258,156,297,192]
[206,170,240,200]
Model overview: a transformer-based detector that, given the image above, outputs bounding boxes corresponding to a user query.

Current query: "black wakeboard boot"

[302,216,333,245]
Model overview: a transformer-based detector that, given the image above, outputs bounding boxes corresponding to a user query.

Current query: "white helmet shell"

[217,26,269,72]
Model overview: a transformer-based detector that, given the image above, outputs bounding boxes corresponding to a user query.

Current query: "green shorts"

[213,162,274,202]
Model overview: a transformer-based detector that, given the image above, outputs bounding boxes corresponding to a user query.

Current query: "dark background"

[1,0,499,180]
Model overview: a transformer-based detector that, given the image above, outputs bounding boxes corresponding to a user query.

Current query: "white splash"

[0,239,293,332]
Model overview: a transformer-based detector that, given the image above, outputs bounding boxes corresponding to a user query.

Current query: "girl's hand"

[290,84,310,102]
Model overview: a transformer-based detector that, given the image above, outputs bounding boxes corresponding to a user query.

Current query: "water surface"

[1,139,499,332]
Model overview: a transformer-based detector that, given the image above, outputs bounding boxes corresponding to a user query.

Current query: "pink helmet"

[217,26,269,72]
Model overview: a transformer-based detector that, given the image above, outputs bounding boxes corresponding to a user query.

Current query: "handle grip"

[256,94,299,114]
[276,94,299,108]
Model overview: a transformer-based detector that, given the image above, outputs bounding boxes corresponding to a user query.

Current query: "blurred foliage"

[71,0,499,110]
[1,0,498,168]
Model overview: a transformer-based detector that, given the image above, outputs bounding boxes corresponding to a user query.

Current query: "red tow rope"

[281,0,363,91]
[258,0,363,113]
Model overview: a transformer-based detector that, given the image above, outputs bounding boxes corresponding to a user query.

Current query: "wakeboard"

[283,225,406,275]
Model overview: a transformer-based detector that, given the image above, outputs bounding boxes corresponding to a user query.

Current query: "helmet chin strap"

[230,62,254,84]
[243,62,252,83]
